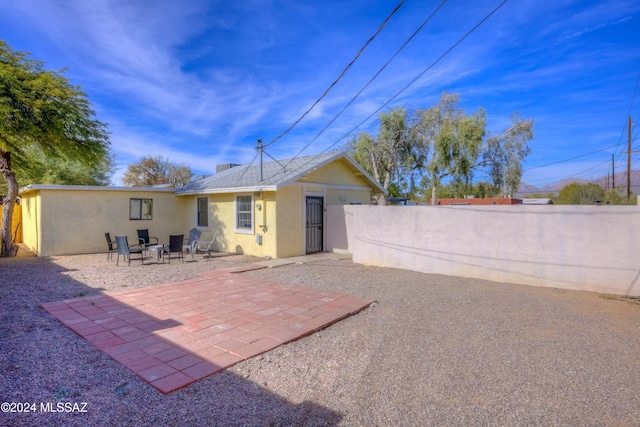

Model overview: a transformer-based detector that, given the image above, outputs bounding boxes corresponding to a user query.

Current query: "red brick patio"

[40,265,374,394]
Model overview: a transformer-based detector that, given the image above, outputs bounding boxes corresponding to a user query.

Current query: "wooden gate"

[0,203,22,243]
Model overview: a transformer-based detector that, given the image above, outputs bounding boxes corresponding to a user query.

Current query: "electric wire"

[273,0,448,158]
[522,143,620,172]
[522,76,640,188]
[262,0,406,149]
[232,150,260,187]
[267,0,508,185]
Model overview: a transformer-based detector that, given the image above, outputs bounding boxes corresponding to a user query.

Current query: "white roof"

[522,198,554,205]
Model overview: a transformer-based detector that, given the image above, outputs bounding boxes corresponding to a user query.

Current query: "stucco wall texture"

[347,205,640,297]
[18,157,377,258]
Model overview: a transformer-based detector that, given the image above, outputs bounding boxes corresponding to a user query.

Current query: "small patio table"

[147,244,167,263]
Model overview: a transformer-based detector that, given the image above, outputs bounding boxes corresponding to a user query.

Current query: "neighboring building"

[522,198,554,205]
[19,152,386,258]
[431,197,524,205]
[388,197,408,205]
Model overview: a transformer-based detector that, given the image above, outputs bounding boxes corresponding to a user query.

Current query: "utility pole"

[622,116,639,199]
[627,116,631,199]
[612,153,615,189]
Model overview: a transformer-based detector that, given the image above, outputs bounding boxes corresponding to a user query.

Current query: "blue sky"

[1,0,639,189]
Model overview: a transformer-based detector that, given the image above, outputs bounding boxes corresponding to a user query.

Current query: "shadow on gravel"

[0,256,343,426]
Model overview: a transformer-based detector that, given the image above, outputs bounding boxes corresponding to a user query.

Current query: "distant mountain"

[517,170,640,198]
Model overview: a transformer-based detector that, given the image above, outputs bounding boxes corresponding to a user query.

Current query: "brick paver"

[41,265,374,394]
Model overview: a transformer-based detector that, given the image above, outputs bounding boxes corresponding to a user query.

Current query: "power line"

[232,150,260,187]
[276,0,449,164]
[522,143,620,171]
[609,74,640,160]
[272,0,508,180]
[522,77,640,185]
[262,0,406,149]
[335,0,511,138]
[526,158,611,182]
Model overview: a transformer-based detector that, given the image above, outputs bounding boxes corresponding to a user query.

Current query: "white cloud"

[3,0,638,191]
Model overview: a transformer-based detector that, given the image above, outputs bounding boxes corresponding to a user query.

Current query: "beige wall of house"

[22,197,40,248]
[193,192,279,258]
[295,159,373,257]
[20,187,181,256]
[182,160,376,259]
[301,158,370,187]
[346,204,640,296]
[18,157,381,258]
[276,186,304,258]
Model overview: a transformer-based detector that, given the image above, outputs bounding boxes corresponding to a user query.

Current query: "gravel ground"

[1,251,640,426]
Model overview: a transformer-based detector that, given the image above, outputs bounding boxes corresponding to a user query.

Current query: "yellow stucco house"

[19,152,386,258]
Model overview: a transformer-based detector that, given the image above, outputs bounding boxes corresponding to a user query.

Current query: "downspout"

[260,190,267,232]
[257,189,267,257]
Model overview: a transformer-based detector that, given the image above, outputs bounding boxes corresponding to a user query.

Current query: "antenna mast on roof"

[257,138,264,181]
[255,138,287,183]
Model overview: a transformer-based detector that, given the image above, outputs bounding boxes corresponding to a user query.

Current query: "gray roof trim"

[287,182,373,191]
[176,151,387,196]
[175,185,278,196]
[19,184,176,195]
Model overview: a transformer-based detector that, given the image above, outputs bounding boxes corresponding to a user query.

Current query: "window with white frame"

[235,195,253,233]
[129,198,153,220]
[197,197,209,228]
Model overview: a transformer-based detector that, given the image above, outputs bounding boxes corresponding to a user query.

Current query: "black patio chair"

[163,234,184,263]
[115,235,144,266]
[137,229,158,249]
[105,232,117,261]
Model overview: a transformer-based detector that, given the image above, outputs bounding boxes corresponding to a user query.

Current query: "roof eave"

[19,184,177,195]
[176,185,278,196]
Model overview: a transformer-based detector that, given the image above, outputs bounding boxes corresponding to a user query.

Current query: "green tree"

[484,112,533,197]
[348,108,421,201]
[422,180,501,201]
[122,155,193,187]
[556,182,634,205]
[603,189,636,205]
[0,40,110,256]
[5,145,114,189]
[347,93,534,204]
[557,182,604,204]
[415,93,486,203]
[418,93,533,204]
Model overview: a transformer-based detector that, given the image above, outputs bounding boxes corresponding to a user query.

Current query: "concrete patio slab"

[41,265,373,394]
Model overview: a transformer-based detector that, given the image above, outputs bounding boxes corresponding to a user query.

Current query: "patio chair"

[115,235,144,266]
[183,228,202,259]
[137,229,158,249]
[163,234,184,263]
[192,232,218,258]
[105,232,117,261]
